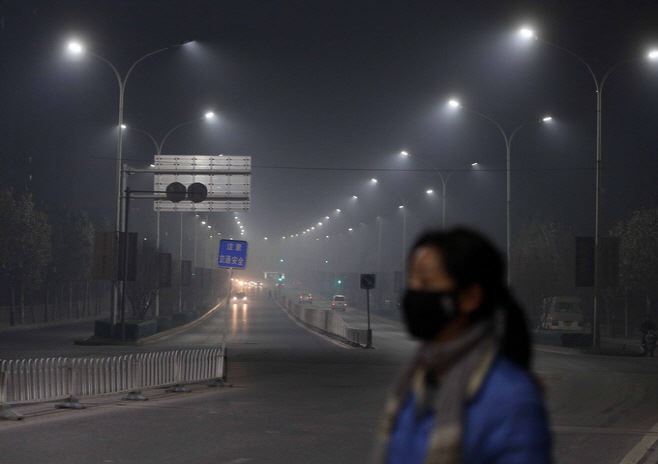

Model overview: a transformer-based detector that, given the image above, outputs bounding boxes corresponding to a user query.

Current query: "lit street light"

[66,37,183,325]
[518,27,537,40]
[67,40,84,54]
[517,25,657,348]
[399,150,468,229]
[447,97,552,282]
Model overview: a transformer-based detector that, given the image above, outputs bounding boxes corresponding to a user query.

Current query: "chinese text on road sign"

[218,239,248,270]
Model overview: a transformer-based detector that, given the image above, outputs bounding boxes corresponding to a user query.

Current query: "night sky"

[1,0,658,270]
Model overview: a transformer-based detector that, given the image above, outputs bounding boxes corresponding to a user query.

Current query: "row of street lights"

[266,27,658,350]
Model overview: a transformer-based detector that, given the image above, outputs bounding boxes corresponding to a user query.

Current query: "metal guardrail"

[0,346,225,420]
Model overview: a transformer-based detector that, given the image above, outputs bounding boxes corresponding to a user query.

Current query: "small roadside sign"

[360,273,376,290]
[360,273,375,348]
[218,239,248,270]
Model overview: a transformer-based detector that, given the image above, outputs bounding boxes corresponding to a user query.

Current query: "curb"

[0,314,106,334]
[74,303,224,346]
[138,302,224,344]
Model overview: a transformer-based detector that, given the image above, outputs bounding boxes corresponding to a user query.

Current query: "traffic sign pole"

[360,273,376,349]
[366,288,372,348]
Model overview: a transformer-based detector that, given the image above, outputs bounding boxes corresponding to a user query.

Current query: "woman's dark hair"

[410,227,532,370]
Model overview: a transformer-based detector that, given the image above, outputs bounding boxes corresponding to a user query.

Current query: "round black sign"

[166,182,187,203]
[187,182,208,203]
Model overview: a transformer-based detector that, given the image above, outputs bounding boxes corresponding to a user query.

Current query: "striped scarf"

[374,320,498,464]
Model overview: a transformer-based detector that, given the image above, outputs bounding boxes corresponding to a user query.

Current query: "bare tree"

[510,217,573,325]
[611,208,658,318]
[0,190,51,324]
[127,243,159,320]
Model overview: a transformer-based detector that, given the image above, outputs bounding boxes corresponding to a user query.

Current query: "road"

[2,292,658,463]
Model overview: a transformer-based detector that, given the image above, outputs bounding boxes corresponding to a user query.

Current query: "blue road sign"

[218,239,248,269]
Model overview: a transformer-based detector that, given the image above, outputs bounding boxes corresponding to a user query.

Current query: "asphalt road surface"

[2,292,658,463]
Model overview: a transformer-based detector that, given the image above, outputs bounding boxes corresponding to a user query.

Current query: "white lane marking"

[619,421,658,464]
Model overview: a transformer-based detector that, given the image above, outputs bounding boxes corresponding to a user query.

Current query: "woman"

[377,228,551,464]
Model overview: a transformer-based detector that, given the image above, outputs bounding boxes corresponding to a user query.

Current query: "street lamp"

[399,205,407,287]
[517,26,655,348]
[447,98,552,283]
[138,122,217,311]
[399,150,458,229]
[67,40,84,55]
[66,38,182,325]
[518,27,537,40]
[370,178,378,184]
[426,188,434,195]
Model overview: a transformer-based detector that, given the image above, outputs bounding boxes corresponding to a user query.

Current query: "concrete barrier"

[277,291,369,347]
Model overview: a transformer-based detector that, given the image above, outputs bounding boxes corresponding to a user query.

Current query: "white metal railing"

[0,346,225,417]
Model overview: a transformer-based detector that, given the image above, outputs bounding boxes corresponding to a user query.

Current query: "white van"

[539,296,583,331]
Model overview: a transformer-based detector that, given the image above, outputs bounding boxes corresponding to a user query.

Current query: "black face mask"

[402,289,460,340]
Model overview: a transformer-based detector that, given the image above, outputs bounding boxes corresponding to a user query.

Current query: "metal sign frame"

[152,155,251,212]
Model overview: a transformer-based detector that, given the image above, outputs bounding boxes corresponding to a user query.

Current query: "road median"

[275,290,370,348]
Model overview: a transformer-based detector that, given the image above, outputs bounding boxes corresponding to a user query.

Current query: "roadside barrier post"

[123,356,147,401]
[0,369,22,421]
[55,361,85,410]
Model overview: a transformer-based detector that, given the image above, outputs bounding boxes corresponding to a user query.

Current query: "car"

[330,295,347,311]
[298,293,313,304]
[232,292,248,302]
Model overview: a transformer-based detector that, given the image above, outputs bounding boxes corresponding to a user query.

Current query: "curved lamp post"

[516,26,658,347]
[447,98,552,283]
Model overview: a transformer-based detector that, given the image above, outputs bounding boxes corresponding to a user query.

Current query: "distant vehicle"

[539,296,583,331]
[331,295,347,311]
[232,291,248,302]
[298,293,313,304]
